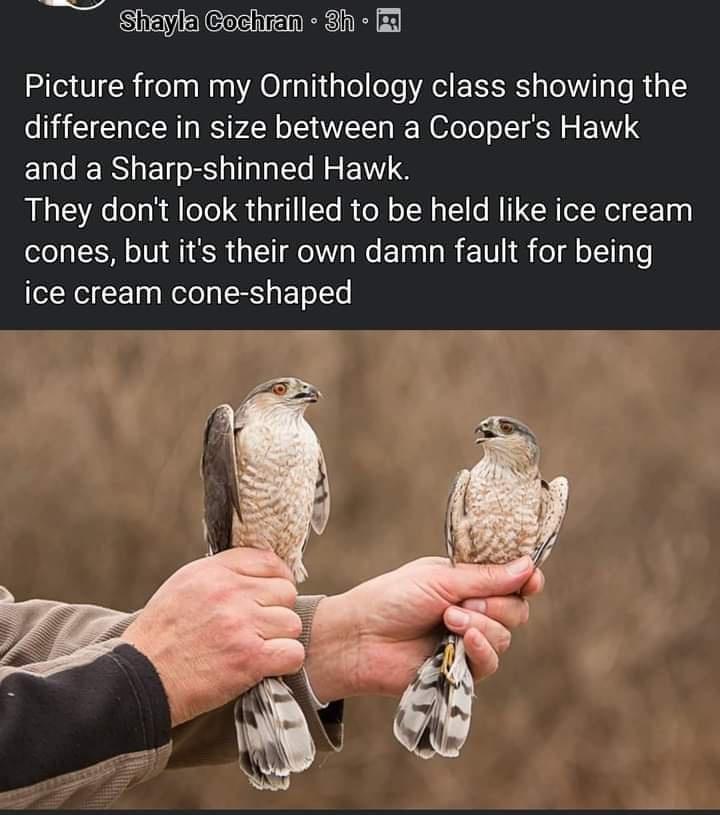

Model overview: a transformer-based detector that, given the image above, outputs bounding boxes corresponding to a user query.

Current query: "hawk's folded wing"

[533,476,569,567]
[444,470,471,564]
[311,446,330,536]
[201,404,242,555]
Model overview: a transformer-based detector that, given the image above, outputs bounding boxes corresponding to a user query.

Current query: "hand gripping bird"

[201,377,330,790]
[394,416,568,760]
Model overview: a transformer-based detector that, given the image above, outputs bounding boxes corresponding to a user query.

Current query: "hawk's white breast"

[233,414,319,575]
[459,465,542,564]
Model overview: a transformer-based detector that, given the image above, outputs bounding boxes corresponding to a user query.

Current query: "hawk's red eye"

[499,421,514,435]
[272,383,288,396]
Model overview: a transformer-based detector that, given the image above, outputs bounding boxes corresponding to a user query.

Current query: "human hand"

[121,549,304,727]
[305,555,542,702]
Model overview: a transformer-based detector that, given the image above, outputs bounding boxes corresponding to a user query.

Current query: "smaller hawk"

[394,416,569,759]
[202,377,330,790]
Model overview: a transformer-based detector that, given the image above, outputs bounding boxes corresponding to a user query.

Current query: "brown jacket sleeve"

[0,587,171,808]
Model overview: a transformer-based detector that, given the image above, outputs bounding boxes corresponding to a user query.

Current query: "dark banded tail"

[234,677,315,790]
[393,632,474,759]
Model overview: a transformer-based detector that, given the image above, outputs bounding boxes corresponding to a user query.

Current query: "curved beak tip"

[475,422,496,443]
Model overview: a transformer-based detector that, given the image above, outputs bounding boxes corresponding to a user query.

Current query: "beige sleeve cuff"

[285,595,344,753]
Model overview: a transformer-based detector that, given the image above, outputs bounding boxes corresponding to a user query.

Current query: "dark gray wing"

[533,476,569,567]
[201,404,242,555]
[310,445,330,535]
[444,470,470,564]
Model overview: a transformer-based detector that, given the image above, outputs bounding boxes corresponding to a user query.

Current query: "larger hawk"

[394,416,569,759]
[201,377,330,790]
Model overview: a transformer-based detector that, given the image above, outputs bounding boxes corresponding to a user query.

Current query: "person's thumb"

[443,556,535,602]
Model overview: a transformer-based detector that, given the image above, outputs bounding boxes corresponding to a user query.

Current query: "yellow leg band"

[441,641,458,685]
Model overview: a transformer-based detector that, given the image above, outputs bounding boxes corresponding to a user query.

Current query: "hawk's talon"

[441,641,459,686]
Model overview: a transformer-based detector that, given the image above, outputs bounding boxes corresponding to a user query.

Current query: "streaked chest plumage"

[456,464,542,565]
[232,415,319,566]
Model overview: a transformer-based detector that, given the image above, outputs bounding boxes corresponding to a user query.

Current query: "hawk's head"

[474,416,539,468]
[243,377,322,413]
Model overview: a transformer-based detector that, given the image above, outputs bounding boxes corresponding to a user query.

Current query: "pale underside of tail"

[234,677,316,790]
[393,633,474,759]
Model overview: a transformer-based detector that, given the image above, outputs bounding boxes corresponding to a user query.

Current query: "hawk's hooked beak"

[296,386,322,403]
[475,424,497,444]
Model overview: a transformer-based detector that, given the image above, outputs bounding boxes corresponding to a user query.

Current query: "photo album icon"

[38,0,107,9]
[376,8,401,32]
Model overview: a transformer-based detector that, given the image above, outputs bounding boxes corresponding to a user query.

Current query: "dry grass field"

[1,331,718,809]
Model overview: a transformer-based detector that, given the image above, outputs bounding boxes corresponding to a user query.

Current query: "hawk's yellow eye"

[272,383,288,396]
[499,421,514,435]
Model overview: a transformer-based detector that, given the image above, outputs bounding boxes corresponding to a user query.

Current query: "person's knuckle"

[215,547,243,567]
[231,547,285,576]
[477,563,498,585]
[472,634,499,677]
[257,549,292,578]
[227,595,255,626]
[283,640,305,672]
[235,630,262,662]
[287,611,303,639]
[477,639,500,673]
[464,612,483,634]
[277,579,298,607]
[497,629,512,653]
[244,649,265,684]
[255,548,280,569]
[235,547,271,571]
[232,627,252,649]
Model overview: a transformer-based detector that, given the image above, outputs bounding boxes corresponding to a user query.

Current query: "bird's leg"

[441,640,459,686]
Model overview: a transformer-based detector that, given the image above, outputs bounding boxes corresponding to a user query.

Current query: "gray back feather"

[533,476,569,567]
[311,448,330,535]
[201,405,241,554]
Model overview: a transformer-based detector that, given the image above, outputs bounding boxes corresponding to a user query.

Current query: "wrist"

[121,629,184,727]
[304,592,361,702]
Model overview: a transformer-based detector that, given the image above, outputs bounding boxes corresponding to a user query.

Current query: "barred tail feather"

[393,633,474,759]
[393,644,443,759]
[234,677,316,790]
[433,636,473,757]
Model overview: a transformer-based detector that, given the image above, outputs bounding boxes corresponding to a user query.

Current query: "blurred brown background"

[1,331,719,809]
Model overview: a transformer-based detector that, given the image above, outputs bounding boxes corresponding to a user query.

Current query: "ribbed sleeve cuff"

[285,595,344,753]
